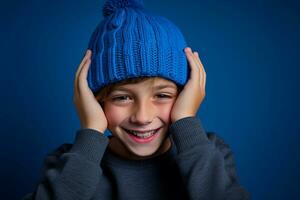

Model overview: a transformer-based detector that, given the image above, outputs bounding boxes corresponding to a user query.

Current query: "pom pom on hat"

[103,0,145,16]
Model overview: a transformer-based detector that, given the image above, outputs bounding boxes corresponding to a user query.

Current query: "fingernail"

[86,49,91,55]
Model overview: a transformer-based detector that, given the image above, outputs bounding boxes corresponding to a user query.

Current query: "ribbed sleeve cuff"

[169,117,210,153]
[69,128,109,164]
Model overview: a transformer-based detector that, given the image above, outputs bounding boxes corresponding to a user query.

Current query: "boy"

[23,0,250,199]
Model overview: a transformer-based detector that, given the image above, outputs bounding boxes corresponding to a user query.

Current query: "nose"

[130,100,155,125]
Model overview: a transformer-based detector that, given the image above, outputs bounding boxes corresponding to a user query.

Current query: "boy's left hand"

[171,47,206,123]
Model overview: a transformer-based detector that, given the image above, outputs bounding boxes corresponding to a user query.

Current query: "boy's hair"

[95,77,183,106]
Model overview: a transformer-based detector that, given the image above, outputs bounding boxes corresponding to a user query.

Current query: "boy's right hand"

[73,50,108,133]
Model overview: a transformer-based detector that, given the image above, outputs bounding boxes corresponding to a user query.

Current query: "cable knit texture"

[87,0,188,94]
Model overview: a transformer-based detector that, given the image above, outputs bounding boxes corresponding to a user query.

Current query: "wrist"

[171,114,195,124]
[83,125,106,134]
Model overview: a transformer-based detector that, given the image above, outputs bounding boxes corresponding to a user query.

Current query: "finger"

[184,48,200,82]
[77,58,92,96]
[193,52,206,90]
[194,52,206,78]
[193,52,205,88]
[76,50,92,79]
[79,58,91,81]
[193,52,202,69]
[74,50,92,96]
[74,50,89,91]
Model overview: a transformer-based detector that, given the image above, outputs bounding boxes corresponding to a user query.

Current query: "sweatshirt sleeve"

[23,129,109,200]
[169,117,251,200]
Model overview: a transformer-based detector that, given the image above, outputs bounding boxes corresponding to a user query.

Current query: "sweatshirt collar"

[102,137,177,168]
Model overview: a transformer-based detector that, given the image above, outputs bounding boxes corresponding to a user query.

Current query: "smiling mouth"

[122,128,161,139]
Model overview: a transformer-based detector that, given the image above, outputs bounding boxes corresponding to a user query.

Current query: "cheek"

[104,105,125,128]
[104,101,175,126]
[157,103,174,123]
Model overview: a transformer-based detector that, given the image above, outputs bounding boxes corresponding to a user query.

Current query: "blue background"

[1,0,299,199]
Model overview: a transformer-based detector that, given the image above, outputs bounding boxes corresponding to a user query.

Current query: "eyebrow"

[153,84,177,90]
[113,84,177,92]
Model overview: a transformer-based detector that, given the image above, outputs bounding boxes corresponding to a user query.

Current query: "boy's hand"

[73,50,108,133]
[171,47,206,123]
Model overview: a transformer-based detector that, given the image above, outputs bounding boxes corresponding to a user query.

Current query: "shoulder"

[206,131,234,159]
[42,143,73,163]
[49,143,73,155]
[206,131,240,183]
[206,132,231,152]
[36,143,74,183]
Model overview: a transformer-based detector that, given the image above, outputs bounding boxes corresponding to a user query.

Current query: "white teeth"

[127,129,157,138]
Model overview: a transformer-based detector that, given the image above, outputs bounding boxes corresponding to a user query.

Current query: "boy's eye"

[110,94,173,103]
[156,94,172,99]
[111,95,132,102]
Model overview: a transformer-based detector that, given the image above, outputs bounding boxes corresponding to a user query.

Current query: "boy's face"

[102,78,178,160]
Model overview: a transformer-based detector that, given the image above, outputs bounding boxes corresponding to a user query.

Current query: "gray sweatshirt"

[23,117,250,200]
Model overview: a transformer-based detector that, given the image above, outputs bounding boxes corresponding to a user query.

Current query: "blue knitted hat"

[87,0,188,94]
